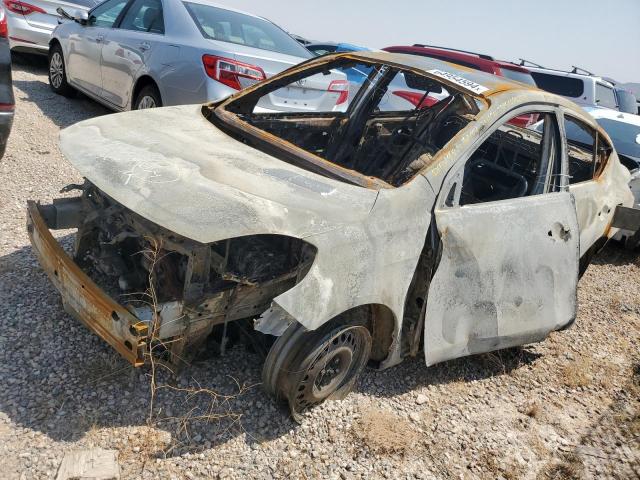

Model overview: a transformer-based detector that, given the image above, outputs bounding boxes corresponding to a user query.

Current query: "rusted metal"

[213,107,391,190]
[26,201,147,366]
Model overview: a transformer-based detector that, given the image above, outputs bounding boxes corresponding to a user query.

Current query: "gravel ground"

[0,54,639,480]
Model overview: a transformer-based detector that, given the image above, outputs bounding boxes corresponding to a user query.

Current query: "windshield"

[594,118,640,159]
[214,58,483,188]
[183,3,312,58]
[500,68,536,87]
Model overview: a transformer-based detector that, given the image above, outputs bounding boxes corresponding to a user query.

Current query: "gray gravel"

[1,53,639,479]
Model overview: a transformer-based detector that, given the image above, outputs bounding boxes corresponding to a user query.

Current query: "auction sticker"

[427,69,489,94]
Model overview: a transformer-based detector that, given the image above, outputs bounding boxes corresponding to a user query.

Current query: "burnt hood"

[59,105,378,244]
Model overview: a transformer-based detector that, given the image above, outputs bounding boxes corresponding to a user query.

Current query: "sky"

[215,0,640,84]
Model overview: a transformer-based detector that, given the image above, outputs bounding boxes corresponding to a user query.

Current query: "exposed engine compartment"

[40,182,317,363]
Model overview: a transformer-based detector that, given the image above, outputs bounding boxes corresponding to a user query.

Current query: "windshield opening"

[214,58,483,188]
[183,3,311,58]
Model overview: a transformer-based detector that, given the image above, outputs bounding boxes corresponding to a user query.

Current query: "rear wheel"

[263,320,371,420]
[48,43,75,97]
[134,84,162,110]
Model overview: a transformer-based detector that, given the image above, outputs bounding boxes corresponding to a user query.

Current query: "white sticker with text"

[427,69,489,95]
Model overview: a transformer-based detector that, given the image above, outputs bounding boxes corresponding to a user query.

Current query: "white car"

[583,106,640,247]
[27,53,636,417]
[523,64,620,111]
[3,0,97,53]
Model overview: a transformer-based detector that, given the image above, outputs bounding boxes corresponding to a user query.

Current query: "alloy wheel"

[137,95,157,109]
[49,53,63,89]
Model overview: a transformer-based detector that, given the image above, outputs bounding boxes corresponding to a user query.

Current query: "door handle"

[95,34,104,43]
[548,222,571,241]
[138,42,151,51]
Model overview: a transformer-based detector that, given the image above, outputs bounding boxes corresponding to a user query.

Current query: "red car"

[383,44,538,127]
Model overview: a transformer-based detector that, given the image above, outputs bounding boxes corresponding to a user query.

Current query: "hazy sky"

[216,0,640,83]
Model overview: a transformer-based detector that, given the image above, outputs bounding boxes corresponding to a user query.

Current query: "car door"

[562,112,619,258]
[422,109,580,366]
[66,0,129,96]
[99,0,164,108]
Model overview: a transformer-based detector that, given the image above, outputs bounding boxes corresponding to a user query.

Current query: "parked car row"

[2,0,638,117]
[0,5,14,160]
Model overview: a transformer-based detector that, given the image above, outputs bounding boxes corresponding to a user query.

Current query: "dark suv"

[383,44,537,86]
[0,7,14,160]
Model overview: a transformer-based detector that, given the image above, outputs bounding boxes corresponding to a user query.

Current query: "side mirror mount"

[56,7,89,25]
[74,9,89,24]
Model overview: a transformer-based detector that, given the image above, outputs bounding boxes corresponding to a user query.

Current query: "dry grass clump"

[352,407,419,455]
[537,452,584,480]
[561,358,593,389]
[525,402,541,419]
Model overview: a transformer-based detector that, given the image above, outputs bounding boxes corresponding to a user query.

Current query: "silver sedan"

[3,0,97,53]
[47,0,347,111]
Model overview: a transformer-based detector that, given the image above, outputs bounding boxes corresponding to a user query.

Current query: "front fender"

[273,175,435,365]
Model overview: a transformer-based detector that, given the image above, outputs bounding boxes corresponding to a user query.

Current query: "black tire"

[134,84,162,110]
[263,319,371,420]
[48,43,75,97]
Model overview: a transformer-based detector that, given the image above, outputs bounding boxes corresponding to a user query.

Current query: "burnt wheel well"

[336,304,396,364]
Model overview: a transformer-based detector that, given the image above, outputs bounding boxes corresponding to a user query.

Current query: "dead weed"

[352,407,419,455]
[561,358,593,389]
[537,452,584,480]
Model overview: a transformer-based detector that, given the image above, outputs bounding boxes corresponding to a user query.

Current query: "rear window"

[500,68,536,86]
[183,3,311,58]
[531,72,584,98]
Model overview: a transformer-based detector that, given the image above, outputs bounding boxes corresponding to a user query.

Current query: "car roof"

[382,45,532,74]
[583,106,640,126]
[339,51,530,97]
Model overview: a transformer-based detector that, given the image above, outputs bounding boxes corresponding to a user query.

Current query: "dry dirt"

[0,54,638,479]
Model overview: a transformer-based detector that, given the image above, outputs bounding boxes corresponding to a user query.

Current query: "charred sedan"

[27,52,634,417]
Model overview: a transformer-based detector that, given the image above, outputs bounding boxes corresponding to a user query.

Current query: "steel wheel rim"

[292,326,368,412]
[50,53,63,89]
[138,95,156,109]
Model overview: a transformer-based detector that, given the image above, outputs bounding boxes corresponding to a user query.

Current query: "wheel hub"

[291,326,369,413]
[138,96,156,109]
[50,53,63,89]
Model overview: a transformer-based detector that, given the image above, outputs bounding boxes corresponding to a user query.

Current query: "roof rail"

[518,58,544,68]
[571,65,594,76]
[412,44,494,61]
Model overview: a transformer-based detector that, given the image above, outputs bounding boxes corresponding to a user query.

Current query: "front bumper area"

[26,201,148,366]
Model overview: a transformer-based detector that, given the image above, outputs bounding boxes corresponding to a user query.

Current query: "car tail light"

[328,80,349,105]
[392,91,438,109]
[202,55,266,91]
[0,103,14,112]
[0,9,7,37]
[3,0,46,15]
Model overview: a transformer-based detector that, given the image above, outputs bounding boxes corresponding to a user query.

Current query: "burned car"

[27,52,635,417]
